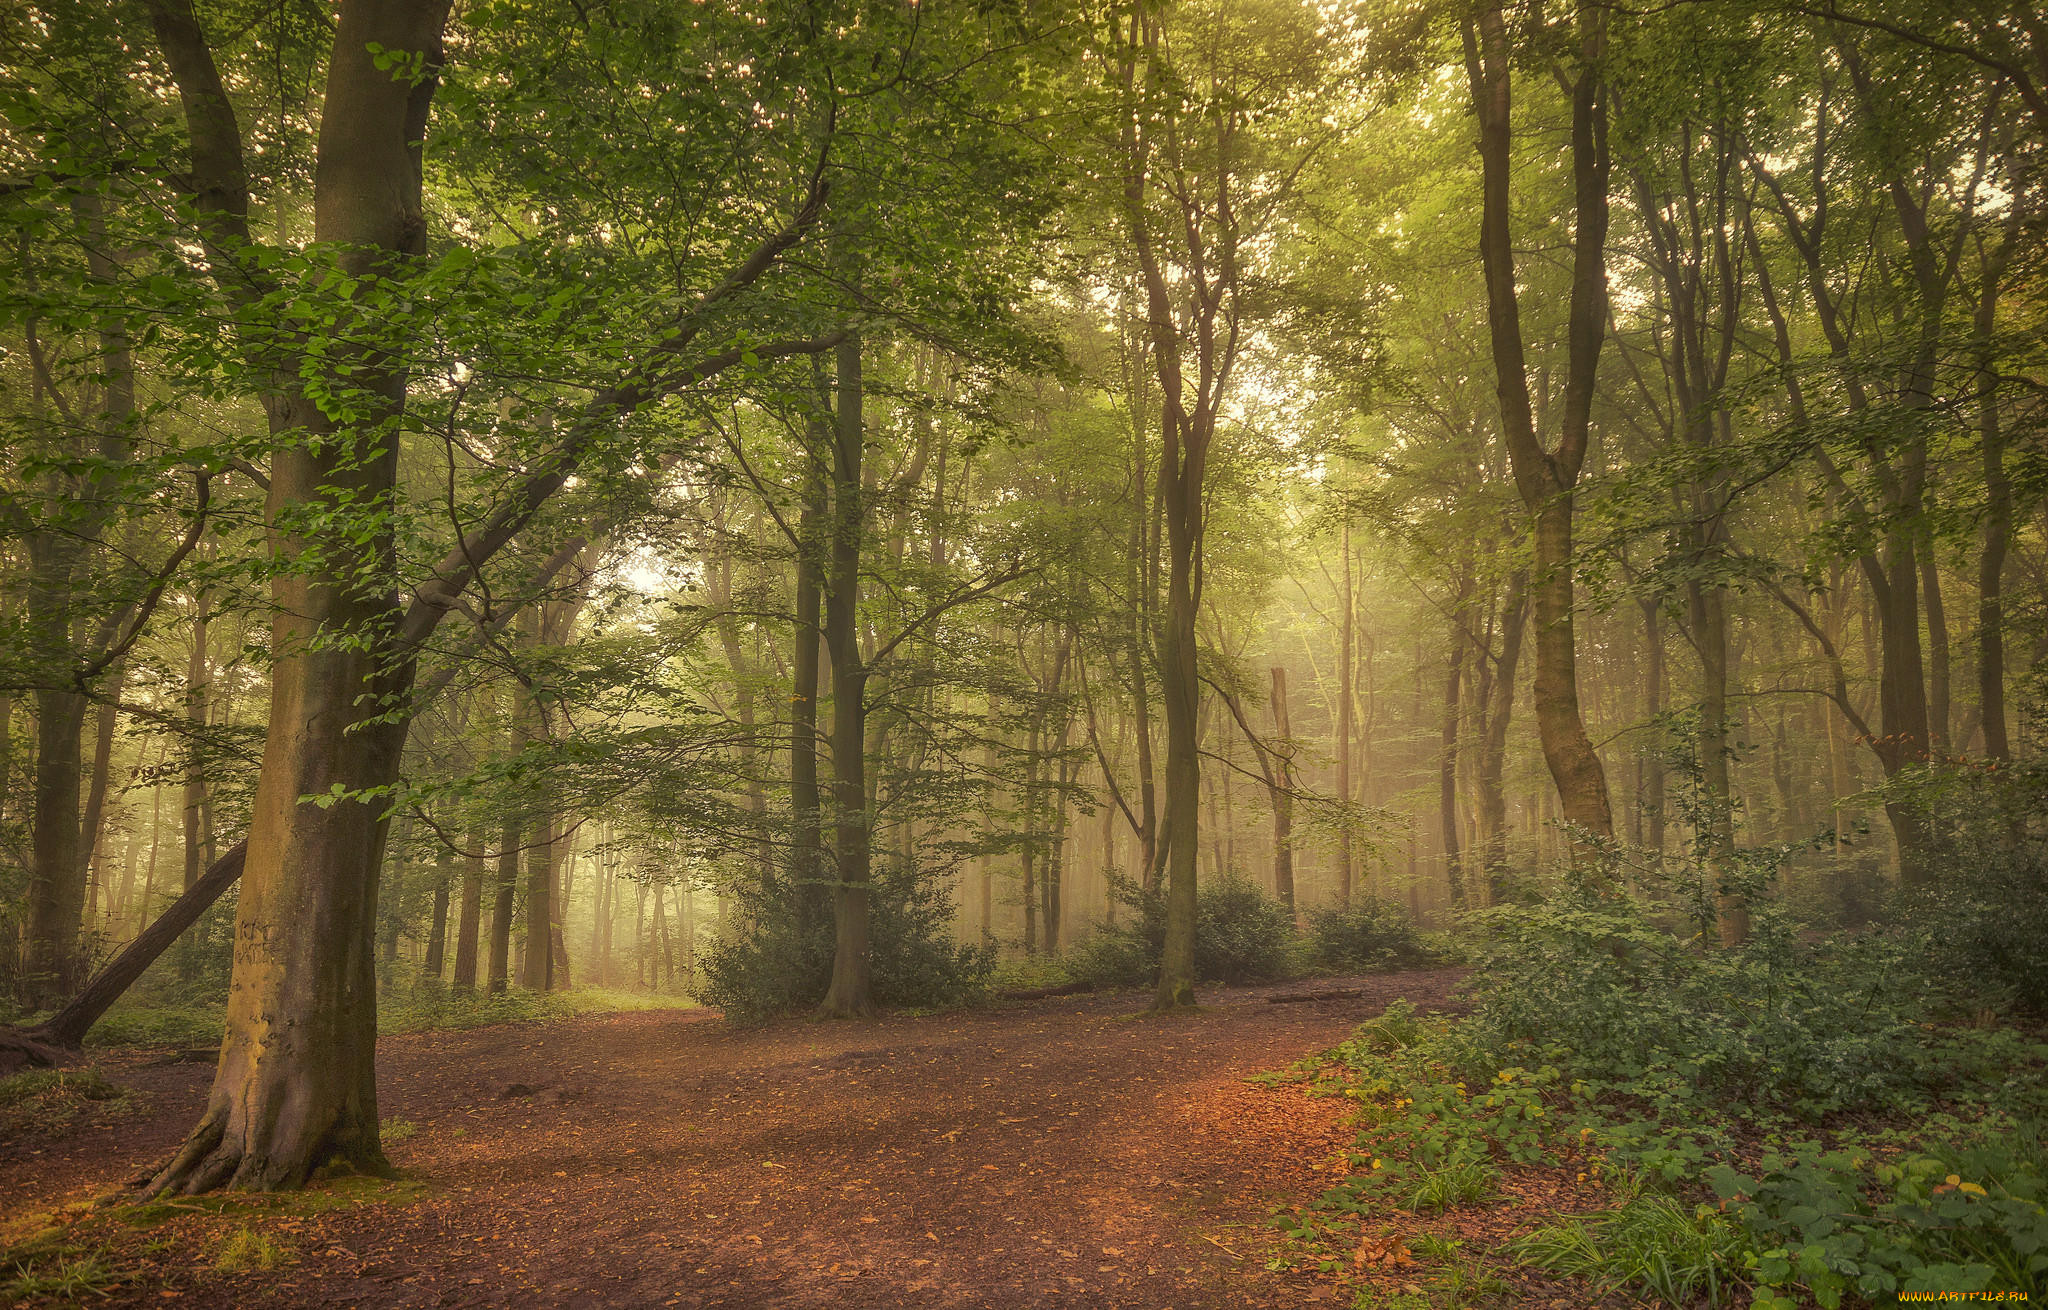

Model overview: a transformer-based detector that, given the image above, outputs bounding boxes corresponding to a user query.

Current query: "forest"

[0,0,2043,1304]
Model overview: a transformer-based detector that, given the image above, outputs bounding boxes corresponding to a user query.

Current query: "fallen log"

[1,842,247,1063]
[997,979,1096,1002]
[1266,988,1364,1005]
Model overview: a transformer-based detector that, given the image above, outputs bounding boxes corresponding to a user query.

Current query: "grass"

[0,1246,121,1303]
[70,984,695,1051]
[1505,1196,1749,1306]
[212,1227,293,1273]
[1403,1161,1497,1212]
[3,1175,420,1305]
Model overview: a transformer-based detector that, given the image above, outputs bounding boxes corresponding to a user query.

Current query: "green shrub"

[1458,893,1940,1117]
[1066,873,1298,988]
[1709,1135,2048,1305]
[1063,926,1156,989]
[1307,897,1435,972]
[699,857,994,1020]
[1195,875,1297,983]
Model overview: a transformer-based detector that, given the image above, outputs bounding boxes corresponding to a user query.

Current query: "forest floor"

[1,968,1470,1309]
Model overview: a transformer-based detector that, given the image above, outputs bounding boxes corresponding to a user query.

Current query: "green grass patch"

[113,1174,428,1229]
[212,1226,293,1273]
[76,985,694,1052]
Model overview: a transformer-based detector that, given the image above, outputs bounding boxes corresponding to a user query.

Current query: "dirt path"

[5,970,1465,1308]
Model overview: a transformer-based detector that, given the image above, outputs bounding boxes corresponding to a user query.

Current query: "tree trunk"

[139,0,453,1197]
[1269,666,1295,914]
[452,850,483,991]
[1462,1,1615,844]
[1921,549,1950,752]
[1439,576,1469,909]
[790,407,828,935]
[422,840,453,981]
[522,811,554,991]
[1476,572,1526,901]
[24,686,90,1007]
[819,335,874,1017]
[1336,521,1355,908]
[181,594,211,893]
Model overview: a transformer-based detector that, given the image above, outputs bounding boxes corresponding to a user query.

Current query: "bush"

[1890,759,2048,1017]
[1195,875,1297,984]
[1063,926,1156,989]
[698,856,994,1021]
[1459,893,1940,1117]
[1068,873,1298,988]
[1306,897,1434,972]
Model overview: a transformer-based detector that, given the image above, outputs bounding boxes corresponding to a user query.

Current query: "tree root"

[0,1025,67,1068]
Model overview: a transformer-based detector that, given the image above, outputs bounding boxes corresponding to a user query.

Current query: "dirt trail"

[5,969,1465,1308]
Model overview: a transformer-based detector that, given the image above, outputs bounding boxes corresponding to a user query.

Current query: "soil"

[2,969,1468,1309]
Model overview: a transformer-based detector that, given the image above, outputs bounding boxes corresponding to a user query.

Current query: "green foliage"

[1707,1140,2048,1306]
[1062,927,1157,990]
[1459,891,1946,1117]
[1890,760,2048,1016]
[1307,897,1437,973]
[699,858,994,1021]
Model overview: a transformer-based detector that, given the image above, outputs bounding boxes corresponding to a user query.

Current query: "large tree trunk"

[819,335,874,1018]
[140,0,451,1197]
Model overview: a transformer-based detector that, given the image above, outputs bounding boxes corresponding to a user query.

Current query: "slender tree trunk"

[1976,239,2013,762]
[1336,522,1355,908]
[819,335,873,1017]
[423,841,452,981]
[1269,666,1295,915]
[1476,572,1526,901]
[453,850,483,991]
[1439,578,1468,908]
[1921,550,1950,752]
[791,407,828,934]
